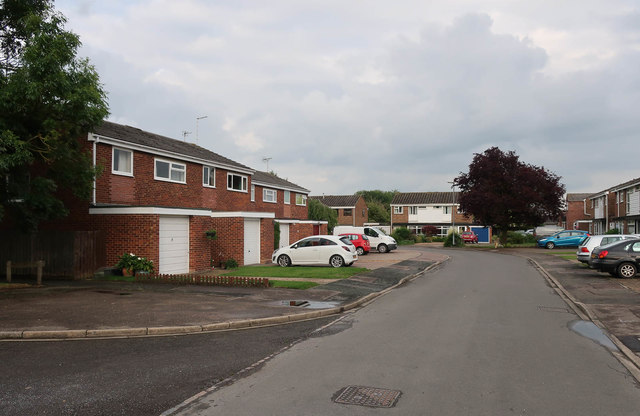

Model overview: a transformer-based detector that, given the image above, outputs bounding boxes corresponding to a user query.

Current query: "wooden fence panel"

[0,231,105,280]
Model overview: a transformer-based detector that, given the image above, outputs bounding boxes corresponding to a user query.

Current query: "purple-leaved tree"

[454,147,565,245]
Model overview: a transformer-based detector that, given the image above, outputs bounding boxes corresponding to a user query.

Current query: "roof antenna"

[196,115,208,144]
[182,130,191,142]
[262,156,272,171]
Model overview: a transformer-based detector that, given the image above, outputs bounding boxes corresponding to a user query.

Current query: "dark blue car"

[538,230,590,249]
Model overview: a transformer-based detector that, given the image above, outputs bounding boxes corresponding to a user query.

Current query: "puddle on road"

[569,320,619,351]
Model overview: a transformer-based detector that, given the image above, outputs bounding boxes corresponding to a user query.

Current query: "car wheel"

[330,255,345,268]
[545,242,555,249]
[277,255,291,267]
[617,262,637,279]
[378,244,388,253]
[356,247,364,256]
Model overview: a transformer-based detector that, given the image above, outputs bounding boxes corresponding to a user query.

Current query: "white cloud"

[56,0,640,195]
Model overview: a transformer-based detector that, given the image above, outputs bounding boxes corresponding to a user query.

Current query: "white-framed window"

[393,206,403,214]
[284,190,291,204]
[296,193,307,206]
[155,158,186,183]
[251,185,255,202]
[409,207,417,215]
[203,166,215,187]
[227,173,248,192]
[443,206,452,215]
[343,208,352,216]
[263,188,277,203]
[112,147,133,176]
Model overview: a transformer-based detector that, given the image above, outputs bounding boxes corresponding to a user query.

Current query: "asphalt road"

[173,248,640,415]
[0,317,335,415]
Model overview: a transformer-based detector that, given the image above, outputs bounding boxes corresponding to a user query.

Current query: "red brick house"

[585,177,640,235]
[390,192,491,242]
[2,121,325,277]
[564,193,593,231]
[308,195,368,226]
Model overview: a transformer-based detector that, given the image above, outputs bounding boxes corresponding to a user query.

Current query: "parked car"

[576,234,640,264]
[537,230,590,249]
[333,226,397,253]
[589,238,640,278]
[533,225,564,240]
[272,235,357,268]
[460,231,479,244]
[339,233,370,255]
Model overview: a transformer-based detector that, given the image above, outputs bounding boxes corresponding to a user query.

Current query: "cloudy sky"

[56,0,640,195]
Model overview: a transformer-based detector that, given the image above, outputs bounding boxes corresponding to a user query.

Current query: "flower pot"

[122,268,133,277]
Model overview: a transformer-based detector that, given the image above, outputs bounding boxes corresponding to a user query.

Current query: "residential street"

[172,248,640,415]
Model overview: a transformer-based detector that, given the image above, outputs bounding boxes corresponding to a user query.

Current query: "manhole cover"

[332,385,401,408]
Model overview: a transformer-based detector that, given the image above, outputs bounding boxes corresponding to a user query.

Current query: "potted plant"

[205,229,217,240]
[115,253,154,276]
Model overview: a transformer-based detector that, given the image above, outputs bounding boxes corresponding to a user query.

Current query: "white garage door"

[244,218,260,265]
[279,223,290,249]
[159,216,189,274]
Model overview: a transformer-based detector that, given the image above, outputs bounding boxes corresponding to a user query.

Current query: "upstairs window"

[296,193,307,206]
[203,166,215,187]
[343,208,352,216]
[284,190,291,204]
[409,207,417,215]
[251,185,255,202]
[443,206,452,215]
[263,188,277,203]
[227,173,248,192]
[113,148,133,176]
[393,206,403,214]
[155,159,185,183]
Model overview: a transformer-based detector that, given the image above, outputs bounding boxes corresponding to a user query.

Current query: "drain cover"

[332,385,401,408]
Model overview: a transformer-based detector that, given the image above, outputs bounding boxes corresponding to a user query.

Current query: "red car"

[461,231,479,244]
[339,233,371,255]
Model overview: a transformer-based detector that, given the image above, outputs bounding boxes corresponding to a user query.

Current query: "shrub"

[443,232,464,247]
[506,231,536,245]
[606,228,620,235]
[422,225,438,237]
[392,227,412,242]
[274,221,280,250]
[225,259,239,269]
[115,253,154,273]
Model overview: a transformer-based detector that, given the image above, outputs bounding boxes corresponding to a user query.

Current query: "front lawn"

[221,265,368,279]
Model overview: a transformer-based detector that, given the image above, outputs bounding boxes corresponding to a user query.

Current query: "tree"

[307,198,338,233]
[454,147,565,245]
[356,190,397,223]
[0,0,109,231]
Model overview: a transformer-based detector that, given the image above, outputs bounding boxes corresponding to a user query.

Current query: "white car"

[272,235,357,268]
[576,234,640,264]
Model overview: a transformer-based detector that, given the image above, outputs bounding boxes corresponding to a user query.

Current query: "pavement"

[3,245,640,377]
[0,248,446,340]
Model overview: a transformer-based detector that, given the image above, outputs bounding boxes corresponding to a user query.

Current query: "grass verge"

[221,265,367,279]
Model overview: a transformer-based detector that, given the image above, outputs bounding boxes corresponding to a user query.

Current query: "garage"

[159,216,189,274]
[244,218,261,265]
[279,223,290,249]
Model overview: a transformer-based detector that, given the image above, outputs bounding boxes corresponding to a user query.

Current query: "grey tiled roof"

[391,192,458,205]
[309,195,361,208]
[93,121,252,172]
[251,171,309,193]
[566,193,593,202]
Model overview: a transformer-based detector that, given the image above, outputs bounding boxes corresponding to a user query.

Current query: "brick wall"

[566,199,589,230]
[391,207,408,225]
[210,217,244,266]
[354,197,368,226]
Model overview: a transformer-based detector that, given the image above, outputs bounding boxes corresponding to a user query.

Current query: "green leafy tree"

[454,147,565,245]
[0,0,109,231]
[308,198,338,233]
[366,200,390,224]
[356,190,396,223]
